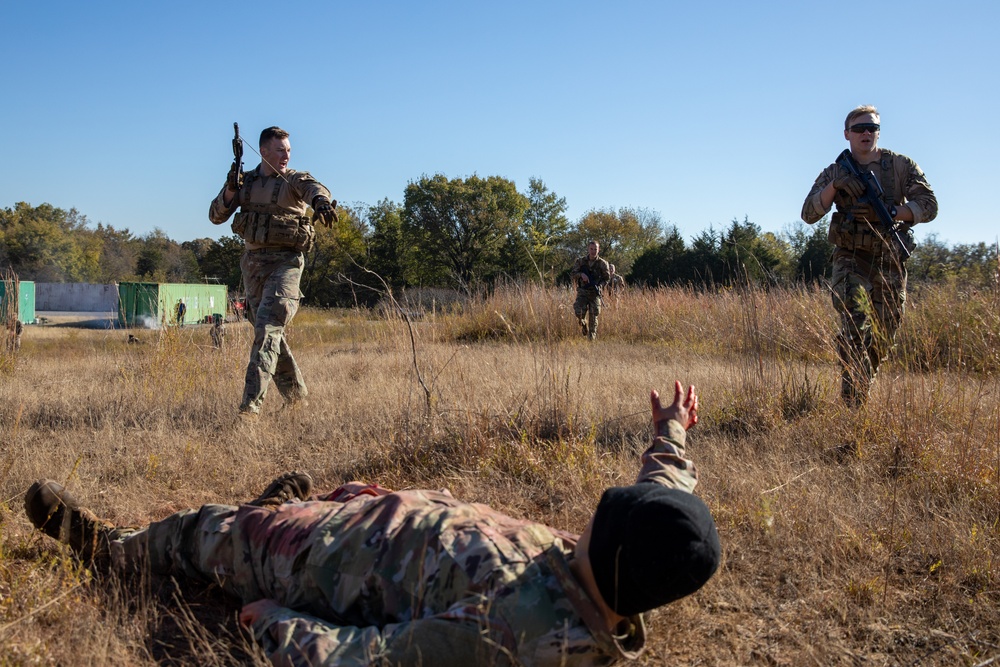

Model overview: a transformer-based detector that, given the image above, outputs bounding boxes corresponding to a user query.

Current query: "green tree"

[0,202,98,282]
[403,174,528,288]
[182,238,215,267]
[94,223,140,283]
[516,177,570,282]
[909,234,999,286]
[628,225,688,286]
[301,207,371,306]
[565,207,663,277]
[719,217,789,285]
[685,226,724,286]
[134,229,200,282]
[364,199,410,290]
[787,219,833,283]
[198,235,245,291]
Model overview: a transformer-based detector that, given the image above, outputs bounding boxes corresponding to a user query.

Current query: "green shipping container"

[118,282,228,328]
[0,280,35,324]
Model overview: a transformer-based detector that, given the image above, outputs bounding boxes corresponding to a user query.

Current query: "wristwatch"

[889,205,898,220]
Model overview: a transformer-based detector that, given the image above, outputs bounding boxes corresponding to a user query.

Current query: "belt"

[245,247,300,255]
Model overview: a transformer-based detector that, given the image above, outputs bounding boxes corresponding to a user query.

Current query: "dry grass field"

[0,282,997,665]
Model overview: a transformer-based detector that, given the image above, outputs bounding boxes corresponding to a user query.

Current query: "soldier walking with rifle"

[802,105,937,407]
[209,125,339,418]
[571,240,611,341]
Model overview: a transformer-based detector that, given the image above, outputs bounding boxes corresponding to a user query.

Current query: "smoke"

[136,315,160,330]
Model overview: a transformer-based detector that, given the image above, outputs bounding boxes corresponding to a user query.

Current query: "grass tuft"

[0,283,997,665]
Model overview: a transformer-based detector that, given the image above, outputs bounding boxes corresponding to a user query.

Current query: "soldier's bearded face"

[844,112,880,158]
[260,138,291,176]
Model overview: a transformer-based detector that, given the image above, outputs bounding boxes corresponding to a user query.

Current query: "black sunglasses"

[849,123,880,134]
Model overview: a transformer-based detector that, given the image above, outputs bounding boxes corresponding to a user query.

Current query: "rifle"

[577,263,603,296]
[835,149,912,259]
[230,122,244,191]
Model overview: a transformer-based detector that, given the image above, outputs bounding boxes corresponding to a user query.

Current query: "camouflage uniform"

[211,319,226,349]
[802,149,937,405]
[110,421,698,666]
[209,166,332,413]
[10,320,23,352]
[570,256,611,340]
[608,274,625,296]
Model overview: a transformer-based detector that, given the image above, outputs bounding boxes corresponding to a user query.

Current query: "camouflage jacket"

[801,148,938,226]
[227,420,698,666]
[208,165,331,225]
[570,256,611,292]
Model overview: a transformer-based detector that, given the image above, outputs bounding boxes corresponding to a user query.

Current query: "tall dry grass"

[0,281,996,665]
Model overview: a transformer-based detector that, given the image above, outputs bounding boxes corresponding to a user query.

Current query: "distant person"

[209,126,338,417]
[570,240,611,340]
[802,105,937,407]
[608,264,626,295]
[210,314,227,349]
[26,382,720,667]
[175,300,187,328]
[7,319,23,352]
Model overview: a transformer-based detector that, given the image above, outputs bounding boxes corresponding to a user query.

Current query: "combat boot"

[280,395,310,413]
[580,318,589,336]
[25,479,121,566]
[237,404,261,426]
[249,471,313,508]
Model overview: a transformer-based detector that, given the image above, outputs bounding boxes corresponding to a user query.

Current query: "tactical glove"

[311,197,339,228]
[227,161,243,192]
[849,202,876,222]
[832,172,866,201]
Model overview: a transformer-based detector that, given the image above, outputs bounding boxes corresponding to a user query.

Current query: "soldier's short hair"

[588,240,600,248]
[844,105,879,130]
[259,126,290,147]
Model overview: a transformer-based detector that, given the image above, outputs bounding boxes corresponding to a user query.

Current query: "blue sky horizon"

[2,1,996,248]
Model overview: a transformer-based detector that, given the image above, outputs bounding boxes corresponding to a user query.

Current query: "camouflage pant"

[110,484,389,610]
[239,249,307,413]
[573,289,601,340]
[829,250,906,406]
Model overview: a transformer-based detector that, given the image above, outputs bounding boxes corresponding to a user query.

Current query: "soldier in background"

[26,381,720,666]
[210,314,226,349]
[6,319,23,352]
[802,105,937,407]
[607,264,626,296]
[209,126,338,417]
[570,241,611,341]
[175,300,187,328]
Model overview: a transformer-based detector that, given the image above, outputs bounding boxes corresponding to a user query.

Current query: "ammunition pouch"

[829,212,881,254]
[829,213,916,258]
[232,212,315,252]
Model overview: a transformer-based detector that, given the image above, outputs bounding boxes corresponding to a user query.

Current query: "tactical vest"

[230,168,316,252]
[828,150,914,256]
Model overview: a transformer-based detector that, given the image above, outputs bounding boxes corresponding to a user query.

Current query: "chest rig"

[829,151,908,256]
[231,168,315,252]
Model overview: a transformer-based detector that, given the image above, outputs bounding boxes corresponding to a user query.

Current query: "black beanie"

[588,484,721,616]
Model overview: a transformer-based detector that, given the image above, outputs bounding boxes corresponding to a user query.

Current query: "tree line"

[2,176,996,307]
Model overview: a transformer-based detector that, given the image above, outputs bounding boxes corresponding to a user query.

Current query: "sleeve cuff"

[655,419,687,446]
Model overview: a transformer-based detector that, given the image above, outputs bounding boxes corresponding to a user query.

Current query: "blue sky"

[2,1,996,247]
